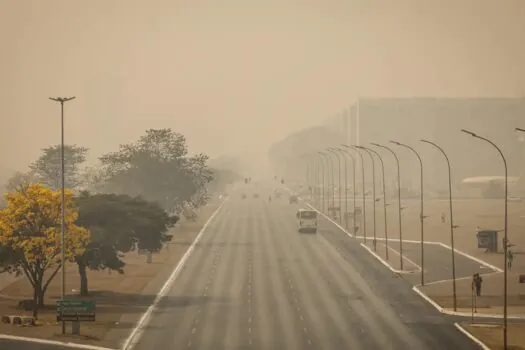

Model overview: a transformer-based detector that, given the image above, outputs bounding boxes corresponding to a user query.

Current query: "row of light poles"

[299,128,524,350]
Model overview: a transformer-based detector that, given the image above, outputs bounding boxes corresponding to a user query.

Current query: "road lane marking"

[122,200,227,350]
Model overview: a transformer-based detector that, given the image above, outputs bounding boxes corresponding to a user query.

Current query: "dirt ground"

[0,202,221,348]
[461,322,525,350]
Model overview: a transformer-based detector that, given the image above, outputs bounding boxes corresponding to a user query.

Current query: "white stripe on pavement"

[0,334,116,350]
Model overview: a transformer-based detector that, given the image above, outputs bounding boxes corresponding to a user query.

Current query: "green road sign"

[56,299,96,322]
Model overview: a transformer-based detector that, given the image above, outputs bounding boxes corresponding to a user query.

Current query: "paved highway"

[130,184,483,350]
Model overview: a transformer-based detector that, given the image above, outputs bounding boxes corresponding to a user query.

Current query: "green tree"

[100,129,213,212]
[75,192,178,295]
[30,144,88,190]
[4,171,39,191]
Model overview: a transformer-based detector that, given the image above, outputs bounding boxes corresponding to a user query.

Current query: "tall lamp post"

[391,140,426,286]
[364,146,389,259]
[356,146,378,251]
[318,152,328,213]
[49,96,76,335]
[343,145,367,243]
[328,147,343,222]
[421,139,457,311]
[371,143,404,270]
[324,149,336,216]
[462,129,508,350]
[336,147,356,232]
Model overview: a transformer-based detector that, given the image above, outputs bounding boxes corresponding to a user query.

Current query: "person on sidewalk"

[472,273,483,297]
[508,249,514,270]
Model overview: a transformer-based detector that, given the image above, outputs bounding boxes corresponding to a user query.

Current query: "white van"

[296,209,318,233]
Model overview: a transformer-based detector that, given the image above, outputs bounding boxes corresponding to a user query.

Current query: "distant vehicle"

[289,195,298,204]
[296,209,318,233]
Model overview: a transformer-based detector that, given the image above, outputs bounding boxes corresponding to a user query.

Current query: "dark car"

[289,195,298,204]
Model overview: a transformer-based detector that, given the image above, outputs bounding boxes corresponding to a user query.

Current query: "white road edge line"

[453,323,492,350]
[0,334,116,350]
[121,200,227,350]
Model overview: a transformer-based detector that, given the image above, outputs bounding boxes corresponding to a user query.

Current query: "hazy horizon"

[2,0,525,178]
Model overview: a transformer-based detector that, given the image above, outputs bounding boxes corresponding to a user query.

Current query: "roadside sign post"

[57,300,96,335]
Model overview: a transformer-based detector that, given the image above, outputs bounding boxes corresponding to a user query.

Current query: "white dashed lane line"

[247,250,253,346]
[187,249,221,347]
[283,266,313,346]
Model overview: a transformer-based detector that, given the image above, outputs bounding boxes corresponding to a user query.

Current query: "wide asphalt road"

[129,183,483,350]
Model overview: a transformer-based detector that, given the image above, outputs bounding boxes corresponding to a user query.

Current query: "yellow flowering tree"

[0,184,90,317]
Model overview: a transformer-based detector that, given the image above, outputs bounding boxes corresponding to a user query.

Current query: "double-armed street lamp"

[390,140,426,286]
[49,96,76,335]
[462,129,508,350]
[371,143,404,270]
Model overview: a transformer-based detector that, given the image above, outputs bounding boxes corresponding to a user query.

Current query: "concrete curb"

[0,334,116,350]
[454,323,491,350]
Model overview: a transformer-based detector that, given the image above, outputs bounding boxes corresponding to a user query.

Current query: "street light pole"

[464,130,508,349]
[325,150,336,217]
[391,140,425,286]
[318,152,328,213]
[356,146,378,251]
[339,147,357,235]
[334,148,348,231]
[343,145,367,243]
[328,148,343,223]
[49,96,75,335]
[372,143,404,270]
[421,139,457,311]
[365,146,389,260]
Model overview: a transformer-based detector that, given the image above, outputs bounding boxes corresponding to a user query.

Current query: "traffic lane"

[187,199,252,349]
[297,208,484,349]
[131,199,244,350]
[383,240,498,284]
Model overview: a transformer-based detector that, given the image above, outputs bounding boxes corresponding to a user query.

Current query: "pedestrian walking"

[472,273,483,297]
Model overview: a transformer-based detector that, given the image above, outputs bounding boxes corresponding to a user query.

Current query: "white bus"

[296,209,318,233]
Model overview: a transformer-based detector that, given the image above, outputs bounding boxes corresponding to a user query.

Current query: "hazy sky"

[1,0,524,175]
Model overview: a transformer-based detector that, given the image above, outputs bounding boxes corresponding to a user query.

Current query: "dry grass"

[0,203,220,348]
[461,322,525,350]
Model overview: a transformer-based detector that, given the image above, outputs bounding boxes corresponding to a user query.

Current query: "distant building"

[325,97,525,195]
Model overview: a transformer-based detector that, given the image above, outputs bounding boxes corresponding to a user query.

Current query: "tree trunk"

[32,287,39,319]
[37,287,45,307]
[78,260,89,296]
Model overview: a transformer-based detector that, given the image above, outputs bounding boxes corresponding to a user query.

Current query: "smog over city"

[1,1,525,349]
